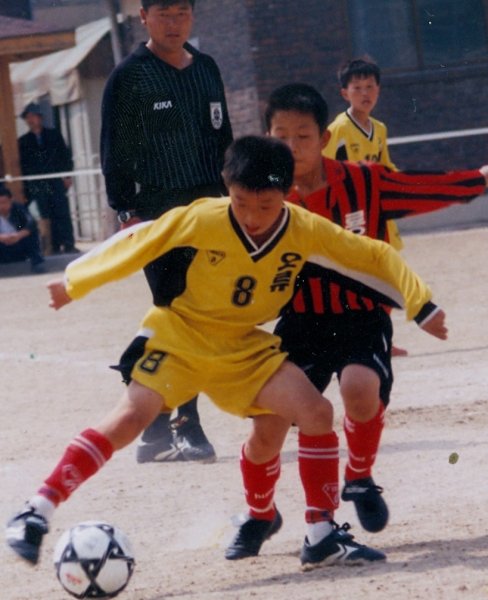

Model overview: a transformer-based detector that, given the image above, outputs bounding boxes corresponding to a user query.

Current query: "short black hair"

[222,136,294,194]
[264,83,329,133]
[141,0,195,9]
[338,57,381,88]
[0,186,12,198]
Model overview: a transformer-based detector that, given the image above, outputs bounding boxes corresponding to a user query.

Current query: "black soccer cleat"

[225,509,283,560]
[6,506,49,565]
[171,416,217,463]
[300,521,386,570]
[341,477,389,532]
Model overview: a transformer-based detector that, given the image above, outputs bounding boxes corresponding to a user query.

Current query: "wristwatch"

[117,210,136,224]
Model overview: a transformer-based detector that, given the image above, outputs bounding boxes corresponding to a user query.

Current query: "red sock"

[344,403,385,482]
[38,429,113,506]
[240,446,280,521]
[298,431,339,522]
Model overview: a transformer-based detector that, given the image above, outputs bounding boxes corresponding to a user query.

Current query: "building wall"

[32,3,108,28]
[380,68,488,170]
[190,0,488,170]
[192,0,260,136]
[30,1,487,171]
[0,0,31,19]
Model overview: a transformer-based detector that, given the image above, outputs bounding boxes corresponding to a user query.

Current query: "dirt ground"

[2,227,488,600]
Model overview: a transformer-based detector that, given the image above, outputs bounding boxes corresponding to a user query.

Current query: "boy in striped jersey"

[260,83,487,540]
[101,0,233,464]
[6,136,445,570]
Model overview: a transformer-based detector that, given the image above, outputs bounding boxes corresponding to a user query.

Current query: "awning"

[9,17,111,113]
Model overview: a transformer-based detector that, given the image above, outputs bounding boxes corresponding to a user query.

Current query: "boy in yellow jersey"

[325,59,396,170]
[6,136,446,571]
[324,57,405,354]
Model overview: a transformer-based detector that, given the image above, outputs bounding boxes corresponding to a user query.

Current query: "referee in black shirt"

[101,0,233,464]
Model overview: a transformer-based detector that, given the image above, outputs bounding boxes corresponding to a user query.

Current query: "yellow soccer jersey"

[324,110,403,249]
[323,110,396,169]
[65,197,429,333]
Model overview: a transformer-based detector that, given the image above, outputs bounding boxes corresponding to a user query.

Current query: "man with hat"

[18,102,79,255]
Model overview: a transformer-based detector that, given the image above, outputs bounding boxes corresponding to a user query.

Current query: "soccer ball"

[53,521,135,599]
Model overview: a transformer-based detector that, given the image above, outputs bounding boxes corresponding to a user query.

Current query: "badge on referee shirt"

[210,102,223,130]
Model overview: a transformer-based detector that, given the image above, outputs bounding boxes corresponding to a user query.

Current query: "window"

[417,0,488,65]
[347,0,488,70]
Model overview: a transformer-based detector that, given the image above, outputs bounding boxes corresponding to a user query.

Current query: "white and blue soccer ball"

[53,521,135,599]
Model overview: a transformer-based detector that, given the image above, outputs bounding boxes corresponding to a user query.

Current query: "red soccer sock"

[240,446,280,521]
[298,431,339,522]
[344,403,385,482]
[38,428,114,506]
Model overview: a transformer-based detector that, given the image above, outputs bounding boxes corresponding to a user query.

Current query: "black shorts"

[275,308,393,407]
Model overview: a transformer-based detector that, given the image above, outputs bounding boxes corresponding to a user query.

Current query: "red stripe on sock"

[39,428,113,505]
[240,446,280,521]
[298,431,339,518]
[344,404,385,482]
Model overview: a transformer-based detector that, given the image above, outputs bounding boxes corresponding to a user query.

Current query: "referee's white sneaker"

[171,416,217,463]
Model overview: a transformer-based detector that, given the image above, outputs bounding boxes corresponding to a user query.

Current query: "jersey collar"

[346,108,374,141]
[135,42,201,65]
[228,205,290,262]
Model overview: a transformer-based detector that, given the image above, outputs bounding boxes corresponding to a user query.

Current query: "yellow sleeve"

[65,206,192,300]
[310,215,431,320]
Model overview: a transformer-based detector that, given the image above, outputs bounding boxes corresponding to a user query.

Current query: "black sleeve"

[100,65,137,212]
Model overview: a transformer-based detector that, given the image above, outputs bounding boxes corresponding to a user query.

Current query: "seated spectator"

[0,186,45,274]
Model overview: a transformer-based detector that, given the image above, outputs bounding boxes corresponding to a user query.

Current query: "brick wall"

[380,68,488,170]
[125,1,488,168]
[192,0,261,135]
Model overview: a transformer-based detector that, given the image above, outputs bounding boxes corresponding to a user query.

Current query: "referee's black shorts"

[275,308,393,407]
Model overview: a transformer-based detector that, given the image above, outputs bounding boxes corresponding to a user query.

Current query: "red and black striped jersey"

[287,157,485,316]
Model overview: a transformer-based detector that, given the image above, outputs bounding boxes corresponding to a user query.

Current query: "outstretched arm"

[47,279,72,310]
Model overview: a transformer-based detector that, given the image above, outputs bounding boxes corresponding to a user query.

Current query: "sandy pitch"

[1,227,488,600]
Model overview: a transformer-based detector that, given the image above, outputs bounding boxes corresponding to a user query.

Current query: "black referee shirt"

[100,42,233,216]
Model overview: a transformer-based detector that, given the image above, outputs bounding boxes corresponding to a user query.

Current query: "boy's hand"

[420,309,448,340]
[47,279,72,310]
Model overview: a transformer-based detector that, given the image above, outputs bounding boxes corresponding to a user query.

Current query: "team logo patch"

[322,483,339,507]
[62,465,83,493]
[210,102,223,129]
[207,250,225,265]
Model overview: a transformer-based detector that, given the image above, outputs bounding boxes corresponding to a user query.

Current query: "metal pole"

[104,0,124,64]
